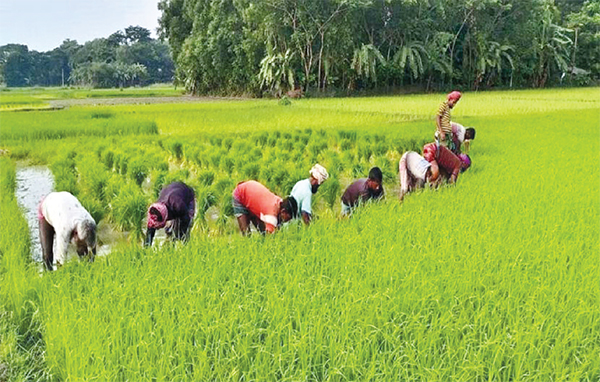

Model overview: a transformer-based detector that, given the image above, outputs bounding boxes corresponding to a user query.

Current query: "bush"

[278,96,292,106]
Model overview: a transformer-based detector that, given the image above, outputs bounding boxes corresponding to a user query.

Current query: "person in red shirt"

[422,143,471,185]
[232,180,298,235]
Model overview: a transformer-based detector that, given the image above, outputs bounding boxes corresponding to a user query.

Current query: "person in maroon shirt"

[341,167,384,216]
[145,182,196,247]
[422,143,471,185]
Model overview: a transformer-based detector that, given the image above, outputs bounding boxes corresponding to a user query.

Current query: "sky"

[0,0,162,52]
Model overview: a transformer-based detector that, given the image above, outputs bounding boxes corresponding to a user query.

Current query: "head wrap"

[310,164,329,185]
[147,202,168,229]
[458,154,471,171]
[447,91,462,102]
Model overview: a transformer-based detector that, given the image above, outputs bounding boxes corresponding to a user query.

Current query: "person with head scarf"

[38,191,97,270]
[450,122,476,155]
[341,167,384,216]
[422,142,471,185]
[232,180,298,235]
[435,91,462,149]
[145,181,195,247]
[290,164,329,225]
[398,151,439,201]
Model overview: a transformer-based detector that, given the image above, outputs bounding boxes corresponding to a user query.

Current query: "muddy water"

[15,166,54,262]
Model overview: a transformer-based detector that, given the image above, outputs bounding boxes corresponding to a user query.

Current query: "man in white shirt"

[38,191,97,270]
[398,151,439,201]
[451,122,476,154]
[290,164,329,225]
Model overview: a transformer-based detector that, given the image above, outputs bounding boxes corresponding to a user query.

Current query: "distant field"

[0,84,183,109]
[1,88,598,381]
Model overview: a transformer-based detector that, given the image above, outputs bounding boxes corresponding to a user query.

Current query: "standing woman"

[145,181,195,247]
[38,191,97,271]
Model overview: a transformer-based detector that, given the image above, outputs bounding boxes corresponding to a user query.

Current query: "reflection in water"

[15,166,54,262]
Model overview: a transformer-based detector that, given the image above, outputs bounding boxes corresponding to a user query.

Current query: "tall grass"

[0,88,598,380]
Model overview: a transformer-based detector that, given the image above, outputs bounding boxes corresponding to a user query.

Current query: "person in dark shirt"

[341,167,384,216]
[144,182,195,247]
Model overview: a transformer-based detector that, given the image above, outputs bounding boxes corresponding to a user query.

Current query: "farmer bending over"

[341,167,384,216]
[290,164,329,225]
[422,143,471,185]
[399,151,439,201]
[436,91,462,149]
[145,181,196,247]
[38,191,97,271]
[232,180,298,235]
[451,122,476,155]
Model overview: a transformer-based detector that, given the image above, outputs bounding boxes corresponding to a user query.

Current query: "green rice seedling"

[110,183,148,242]
[78,194,105,224]
[90,110,114,119]
[194,186,217,223]
[223,137,234,150]
[151,171,167,199]
[163,169,190,185]
[198,170,215,187]
[128,158,149,187]
[320,177,341,209]
[242,162,261,180]
[78,156,109,202]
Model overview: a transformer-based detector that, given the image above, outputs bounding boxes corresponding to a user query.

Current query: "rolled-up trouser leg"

[39,217,55,271]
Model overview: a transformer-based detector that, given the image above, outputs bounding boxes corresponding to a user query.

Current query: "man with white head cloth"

[398,151,439,201]
[38,191,97,271]
[290,164,329,225]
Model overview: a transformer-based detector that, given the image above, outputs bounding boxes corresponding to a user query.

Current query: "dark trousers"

[39,216,55,271]
[166,216,192,242]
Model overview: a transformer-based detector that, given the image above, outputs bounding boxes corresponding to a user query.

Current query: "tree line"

[0,26,174,88]
[158,0,599,95]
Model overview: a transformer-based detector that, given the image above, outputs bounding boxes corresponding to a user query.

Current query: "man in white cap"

[289,164,329,225]
[398,151,439,201]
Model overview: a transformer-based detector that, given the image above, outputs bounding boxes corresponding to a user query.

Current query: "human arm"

[301,211,312,225]
[54,226,71,265]
[435,114,445,140]
[144,228,156,247]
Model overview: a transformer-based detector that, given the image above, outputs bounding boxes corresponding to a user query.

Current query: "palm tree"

[350,44,386,88]
[393,41,428,82]
[533,4,573,87]
[474,41,515,89]
[258,49,296,96]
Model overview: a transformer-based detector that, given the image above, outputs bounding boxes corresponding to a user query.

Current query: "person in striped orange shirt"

[435,91,462,149]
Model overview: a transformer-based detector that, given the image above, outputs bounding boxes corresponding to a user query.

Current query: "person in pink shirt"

[232,180,298,235]
[38,191,97,271]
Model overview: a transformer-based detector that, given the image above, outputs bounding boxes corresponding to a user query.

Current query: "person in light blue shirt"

[290,164,329,225]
